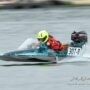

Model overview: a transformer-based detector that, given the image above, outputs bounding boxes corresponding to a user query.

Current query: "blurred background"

[0,1,90,90]
[0,0,90,51]
[0,0,90,9]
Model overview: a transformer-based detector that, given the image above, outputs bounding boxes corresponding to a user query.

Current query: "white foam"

[18,38,39,50]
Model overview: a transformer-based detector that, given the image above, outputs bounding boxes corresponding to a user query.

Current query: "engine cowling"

[71,31,88,43]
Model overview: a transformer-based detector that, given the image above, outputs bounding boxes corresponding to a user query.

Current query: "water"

[0,7,90,90]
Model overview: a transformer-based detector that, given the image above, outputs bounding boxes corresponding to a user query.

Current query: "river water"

[0,6,90,90]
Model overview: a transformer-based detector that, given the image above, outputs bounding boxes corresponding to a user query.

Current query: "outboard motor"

[71,31,88,47]
[71,31,88,43]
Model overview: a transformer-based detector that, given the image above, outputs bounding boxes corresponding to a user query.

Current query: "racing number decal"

[67,47,81,56]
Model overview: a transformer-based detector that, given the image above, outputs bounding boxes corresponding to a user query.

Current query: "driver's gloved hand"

[38,44,48,52]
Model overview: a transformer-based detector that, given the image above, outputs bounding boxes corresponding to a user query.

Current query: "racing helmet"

[37,30,49,43]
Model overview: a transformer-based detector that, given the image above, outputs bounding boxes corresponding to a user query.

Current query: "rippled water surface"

[0,7,90,90]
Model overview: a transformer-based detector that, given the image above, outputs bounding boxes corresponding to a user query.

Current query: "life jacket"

[47,36,64,51]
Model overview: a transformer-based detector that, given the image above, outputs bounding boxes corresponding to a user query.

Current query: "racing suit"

[46,36,64,51]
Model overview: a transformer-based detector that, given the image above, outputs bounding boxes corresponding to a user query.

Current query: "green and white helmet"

[37,30,49,43]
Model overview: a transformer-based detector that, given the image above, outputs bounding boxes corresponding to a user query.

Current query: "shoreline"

[0,0,90,9]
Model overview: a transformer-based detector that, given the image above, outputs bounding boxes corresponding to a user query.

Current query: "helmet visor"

[38,36,47,42]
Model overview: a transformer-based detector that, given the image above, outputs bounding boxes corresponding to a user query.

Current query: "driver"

[36,30,65,51]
